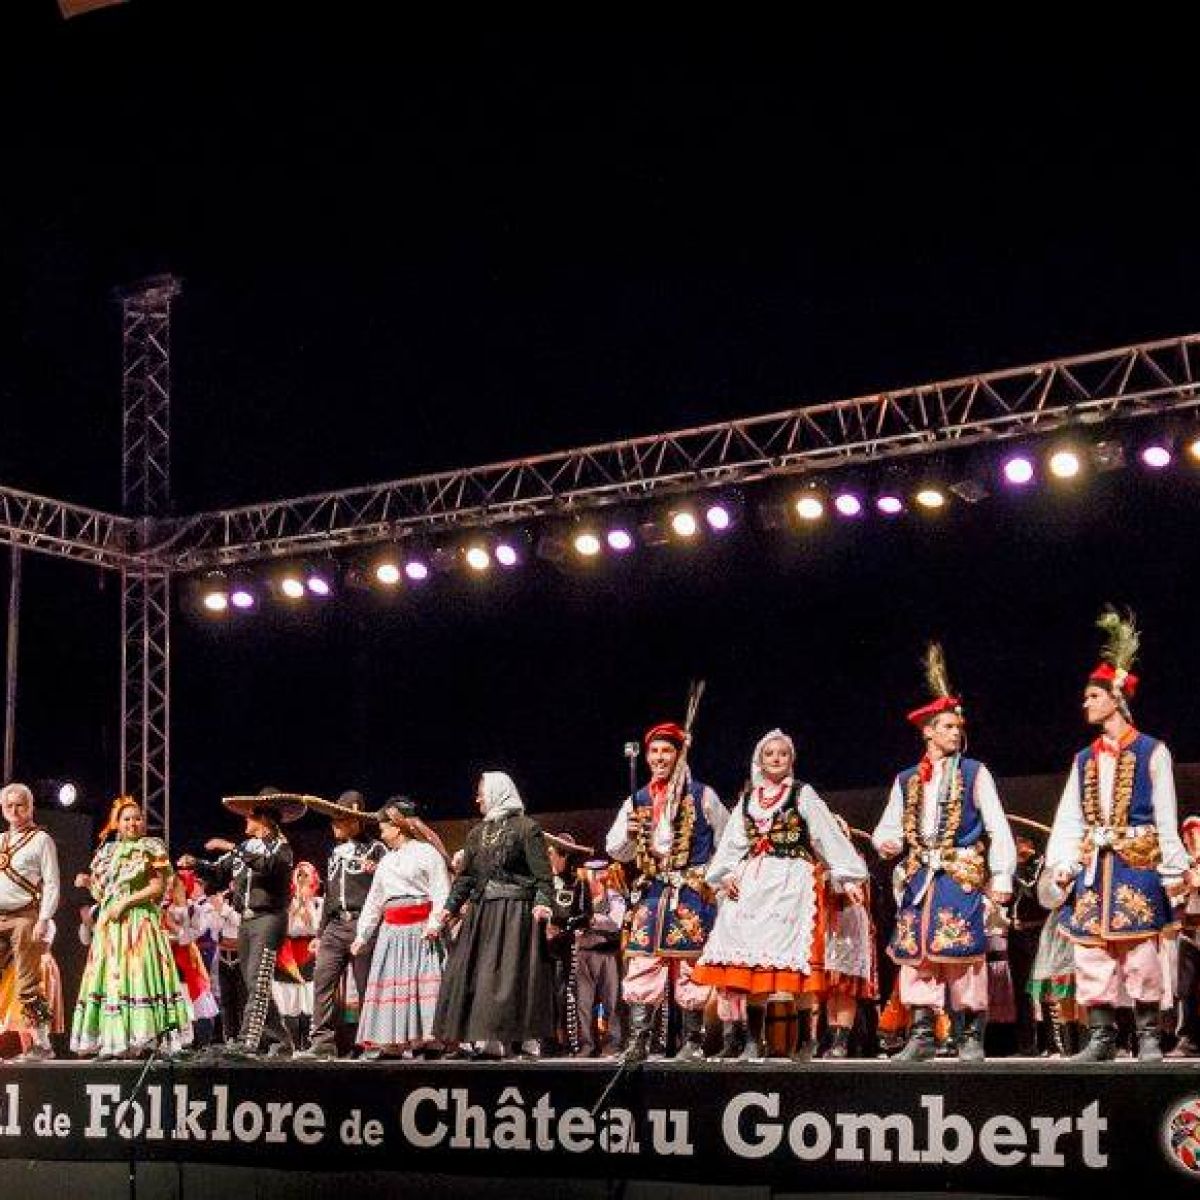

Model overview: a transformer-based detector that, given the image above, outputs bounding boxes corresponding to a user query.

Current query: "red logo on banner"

[1164,1098,1200,1175]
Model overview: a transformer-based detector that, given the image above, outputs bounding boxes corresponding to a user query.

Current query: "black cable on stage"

[124,1039,162,1200]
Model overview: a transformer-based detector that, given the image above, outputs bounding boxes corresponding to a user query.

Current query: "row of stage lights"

[197,431,1200,614]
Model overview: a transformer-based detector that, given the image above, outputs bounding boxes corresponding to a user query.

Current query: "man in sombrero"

[543,830,593,1056]
[293,790,387,1060]
[180,787,304,1060]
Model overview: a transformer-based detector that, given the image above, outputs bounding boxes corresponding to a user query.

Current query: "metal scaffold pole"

[118,274,180,839]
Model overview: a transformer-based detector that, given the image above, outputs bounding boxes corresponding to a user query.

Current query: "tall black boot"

[737,1004,765,1061]
[894,1006,936,1062]
[958,1010,987,1063]
[717,1020,746,1059]
[621,1003,657,1065]
[1136,1002,1164,1063]
[1071,1005,1118,1062]
[823,1025,851,1060]
[790,1007,814,1062]
[674,1007,706,1062]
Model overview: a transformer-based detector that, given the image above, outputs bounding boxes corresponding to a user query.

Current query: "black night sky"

[2,7,1199,854]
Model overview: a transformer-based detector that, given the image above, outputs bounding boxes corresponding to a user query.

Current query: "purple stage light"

[1002,455,1035,486]
[705,504,732,531]
[404,560,430,582]
[306,574,332,596]
[1141,444,1172,469]
[230,588,255,610]
[606,529,634,552]
[495,543,519,568]
[833,493,863,517]
[875,495,903,515]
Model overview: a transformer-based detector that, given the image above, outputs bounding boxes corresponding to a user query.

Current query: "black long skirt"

[433,898,555,1044]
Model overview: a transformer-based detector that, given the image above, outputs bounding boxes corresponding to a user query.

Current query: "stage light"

[949,478,989,504]
[833,492,863,518]
[875,494,904,516]
[606,528,634,553]
[637,519,671,547]
[494,542,520,568]
[670,511,699,538]
[306,572,332,597]
[230,587,255,610]
[1002,455,1035,486]
[1188,435,1200,462]
[1049,449,1081,479]
[200,570,228,614]
[465,546,491,572]
[1140,443,1172,469]
[574,532,602,557]
[57,782,78,808]
[404,559,430,582]
[794,496,824,521]
[280,574,306,599]
[705,503,732,532]
[915,488,946,509]
[1091,440,1125,472]
[375,561,401,586]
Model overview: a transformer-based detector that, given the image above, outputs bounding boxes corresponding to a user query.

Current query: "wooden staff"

[664,679,706,810]
[1008,813,1052,836]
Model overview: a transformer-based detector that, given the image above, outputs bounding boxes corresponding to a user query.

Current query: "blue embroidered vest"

[890,757,991,963]
[624,780,718,958]
[1060,733,1172,944]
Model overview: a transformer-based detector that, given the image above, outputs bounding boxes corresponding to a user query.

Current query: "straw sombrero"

[221,787,309,825]
[300,790,378,823]
[544,830,594,857]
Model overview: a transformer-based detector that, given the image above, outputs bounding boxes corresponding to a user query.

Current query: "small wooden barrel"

[764,1000,796,1057]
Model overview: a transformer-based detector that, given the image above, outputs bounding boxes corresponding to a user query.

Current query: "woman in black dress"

[432,771,555,1058]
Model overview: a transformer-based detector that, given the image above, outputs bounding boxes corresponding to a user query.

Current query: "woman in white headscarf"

[431,771,556,1058]
[694,729,868,1060]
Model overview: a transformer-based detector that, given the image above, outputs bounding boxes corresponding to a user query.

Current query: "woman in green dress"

[71,797,193,1059]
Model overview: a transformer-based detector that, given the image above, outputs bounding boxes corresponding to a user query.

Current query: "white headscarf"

[480,770,526,822]
[750,728,796,789]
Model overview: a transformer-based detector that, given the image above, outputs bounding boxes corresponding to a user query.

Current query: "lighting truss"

[0,486,137,568]
[162,333,1200,571]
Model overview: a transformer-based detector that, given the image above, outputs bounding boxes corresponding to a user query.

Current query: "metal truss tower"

[118,275,180,837]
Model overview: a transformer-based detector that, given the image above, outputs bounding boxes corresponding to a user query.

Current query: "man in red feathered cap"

[872,645,1016,1063]
[606,721,728,1063]
[1045,608,1188,1062]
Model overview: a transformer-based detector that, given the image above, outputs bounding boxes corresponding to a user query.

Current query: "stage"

[0,1056,1198,1198]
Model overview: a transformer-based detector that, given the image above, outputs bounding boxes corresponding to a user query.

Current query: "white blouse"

[356,840,451,942]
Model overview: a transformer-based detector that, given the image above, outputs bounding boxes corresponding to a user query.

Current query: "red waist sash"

[383,900,432,926]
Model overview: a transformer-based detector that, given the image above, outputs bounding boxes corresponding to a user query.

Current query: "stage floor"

[2,1055,1199,1198]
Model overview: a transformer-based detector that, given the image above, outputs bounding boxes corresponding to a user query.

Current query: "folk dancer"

[873,645,1016,1063]
[606,721,728,1062]
[0,782,60,1060]
[1044,608,1187,1062]
[293,791,387,1060]
[181,788,304,1059]
[695,729,867,1060]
